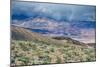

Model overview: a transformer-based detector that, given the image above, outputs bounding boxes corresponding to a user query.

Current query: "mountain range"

[12,17,95,43]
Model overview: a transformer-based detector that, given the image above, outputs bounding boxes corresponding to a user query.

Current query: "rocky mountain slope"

[11,26,96,66]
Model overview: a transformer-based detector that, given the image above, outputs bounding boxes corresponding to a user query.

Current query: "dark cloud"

[12,1,96,21]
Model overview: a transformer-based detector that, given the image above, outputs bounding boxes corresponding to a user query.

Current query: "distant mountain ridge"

[11,17,96,44]
[11,25,95,47]
[12,17,96,29]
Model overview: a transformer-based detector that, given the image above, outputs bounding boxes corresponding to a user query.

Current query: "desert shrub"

[19,42,29,51]
[17,57,29,65]
[50,47,55,52]
[45,50,50,54]
[32,60,35,65]
[56,57,61,63]
[37,55,50,64]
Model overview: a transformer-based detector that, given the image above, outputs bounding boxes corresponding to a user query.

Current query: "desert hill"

[11,26,96,66]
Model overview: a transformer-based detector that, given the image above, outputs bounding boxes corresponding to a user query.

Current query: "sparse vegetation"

[11,40,96,66]
[11,26,96,66]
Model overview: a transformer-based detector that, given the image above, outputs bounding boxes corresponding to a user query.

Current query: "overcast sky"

[12,1,96,22]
